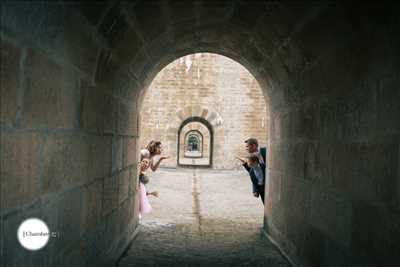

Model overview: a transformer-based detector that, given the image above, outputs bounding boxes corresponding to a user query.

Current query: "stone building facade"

[139,53,268,169]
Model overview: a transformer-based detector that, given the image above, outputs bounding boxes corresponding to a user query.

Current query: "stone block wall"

[139,53,269,169]
[264,4,400,267]
[0,2,139,266]
[1,2,399,267]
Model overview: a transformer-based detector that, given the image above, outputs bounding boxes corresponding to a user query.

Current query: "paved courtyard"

[117,168,292,267]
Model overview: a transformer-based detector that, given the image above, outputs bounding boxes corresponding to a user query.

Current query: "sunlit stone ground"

[117,168,291,267]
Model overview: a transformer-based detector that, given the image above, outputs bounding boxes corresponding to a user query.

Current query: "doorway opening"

[178,117,213,167]
[139,52,269,170]
[128,51,273,266]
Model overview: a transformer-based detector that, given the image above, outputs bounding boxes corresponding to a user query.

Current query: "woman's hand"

[148,191,159,197]
[150,155,165,172]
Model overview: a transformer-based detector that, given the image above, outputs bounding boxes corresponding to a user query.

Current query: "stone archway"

[177,117,213,167]
[163,105,222,168]
[184,130,203,156]
[139,53,268,170]
[1,2,399,267]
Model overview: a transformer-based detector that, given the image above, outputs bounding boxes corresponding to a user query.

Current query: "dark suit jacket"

[242,147,267,193]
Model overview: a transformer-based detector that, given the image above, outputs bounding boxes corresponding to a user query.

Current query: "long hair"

[146,141,161,156]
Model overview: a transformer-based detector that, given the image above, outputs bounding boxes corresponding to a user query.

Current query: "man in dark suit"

[237,138,267,204]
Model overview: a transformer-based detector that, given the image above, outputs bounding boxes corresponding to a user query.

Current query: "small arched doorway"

[177,117,213,167]
[184,130,203,157]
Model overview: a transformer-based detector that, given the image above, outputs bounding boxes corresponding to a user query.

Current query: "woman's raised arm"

[150,155,168,171]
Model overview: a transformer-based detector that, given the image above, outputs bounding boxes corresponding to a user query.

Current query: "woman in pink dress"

[138,149,158,217]
[138,142,168,218]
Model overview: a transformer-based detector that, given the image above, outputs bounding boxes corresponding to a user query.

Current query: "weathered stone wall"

[264,5,400,267]
[0,2,140,266]
[139,53,269,169]
[1,2,399,267]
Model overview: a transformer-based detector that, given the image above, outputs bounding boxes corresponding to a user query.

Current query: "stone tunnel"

[0,1,399,267]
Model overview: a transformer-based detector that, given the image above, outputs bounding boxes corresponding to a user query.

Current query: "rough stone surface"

[0,39,21,126]
[102,174,119,217]
[41,134,88,194]
[22,49,78,129]
[118,168,291,267]
[79,81,107,133]
[80,179,103,233]
[0,132,39,209]
[1,2,399,267]
[140,53,269,169]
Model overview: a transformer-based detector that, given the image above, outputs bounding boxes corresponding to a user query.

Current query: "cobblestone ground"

[117,168,292,267]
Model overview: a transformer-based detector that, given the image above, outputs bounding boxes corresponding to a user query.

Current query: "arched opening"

[3,2,399,267]
[185,131,202,154]
[134,52,271,264]
[139,53,269,170]
[178,117,213,167]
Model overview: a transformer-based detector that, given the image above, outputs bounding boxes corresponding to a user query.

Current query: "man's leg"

[258,185,265,204]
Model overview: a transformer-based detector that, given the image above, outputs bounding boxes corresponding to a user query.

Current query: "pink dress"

[139,182,152,215]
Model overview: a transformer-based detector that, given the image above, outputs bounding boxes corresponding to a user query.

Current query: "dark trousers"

[256,184,265,204]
